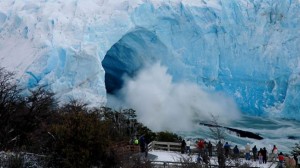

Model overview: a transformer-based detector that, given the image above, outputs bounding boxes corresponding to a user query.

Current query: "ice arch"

[102,28,171,94]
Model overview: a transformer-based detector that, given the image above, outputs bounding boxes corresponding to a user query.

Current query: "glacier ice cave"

[102,28,170,94]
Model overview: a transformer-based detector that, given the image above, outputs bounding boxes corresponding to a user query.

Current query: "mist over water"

[108,63,241,132]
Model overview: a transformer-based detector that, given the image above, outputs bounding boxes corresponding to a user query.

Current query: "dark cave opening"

[102,28,170,94]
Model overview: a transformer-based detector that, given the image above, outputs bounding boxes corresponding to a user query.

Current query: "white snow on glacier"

[0,0,300,123]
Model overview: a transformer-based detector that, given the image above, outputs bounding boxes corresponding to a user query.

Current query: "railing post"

[168,143,170,151]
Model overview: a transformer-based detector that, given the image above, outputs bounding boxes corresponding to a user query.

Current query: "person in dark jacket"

[224,142,230,158]
[181,140,186,154]
[139,135,146,153]
[217,141,225,168]
[233,145,239,160]
[207,141,213,157]
[262,147,268,164]
[252,145,258,161]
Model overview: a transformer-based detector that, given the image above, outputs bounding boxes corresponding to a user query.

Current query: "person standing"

[272,145,278,154]
[181,139,186,154]
[224,142,230,158]
[186,139,191,155]
[207,141,213,157]
[272,145,278,160]
[233,145,239,160]
[258,151,263,164]
[197,139,205,157]
[262,147,268,164]
[245,143,251,160]
[139,135,146,153]
[217,141,225,168]
[278,152,285,168]
[252,145,257,161]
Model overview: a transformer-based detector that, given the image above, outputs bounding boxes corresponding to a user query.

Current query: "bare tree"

[0,67,20,149]
[208,114,226,168]
[208,114,226,142]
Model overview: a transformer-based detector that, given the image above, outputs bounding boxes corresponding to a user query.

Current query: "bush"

[156,131,182,142]
[0,67,57,150]
[12,86,57,151]
[0,68,20,149]
[46,110,116,168]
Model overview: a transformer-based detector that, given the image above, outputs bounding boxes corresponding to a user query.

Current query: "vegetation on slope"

[0,67,182,167]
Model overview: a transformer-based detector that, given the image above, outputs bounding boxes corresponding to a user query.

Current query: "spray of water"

[109,63,241,132]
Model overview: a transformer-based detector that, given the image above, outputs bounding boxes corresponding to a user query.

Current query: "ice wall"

[0,0,300,119]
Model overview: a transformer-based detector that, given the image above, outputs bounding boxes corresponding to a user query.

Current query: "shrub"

[12,86,57,151]
[46,110,116,168]
[0,68,20,149]
[156,131,182,142]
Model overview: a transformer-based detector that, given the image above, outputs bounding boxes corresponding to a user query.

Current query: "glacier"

[0,0,300,120]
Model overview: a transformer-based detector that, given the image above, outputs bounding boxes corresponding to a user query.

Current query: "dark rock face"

[199,122,263,140]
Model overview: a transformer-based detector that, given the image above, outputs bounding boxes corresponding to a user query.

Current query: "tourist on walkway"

[272,145,278,160]
[224,142,230,158]
[186,139,191,155]
[245,143,251,160]
[278,152,285,168]
[272,145,278,155]
[258,151,263,164]
[217,141,225,168]
[197,139,205,157]
[233,145,239,160]
[252,145,257,161]
[262,147,268,164]
[181,139,186,154]
[207,141,213,157]
[139,135,146,152]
